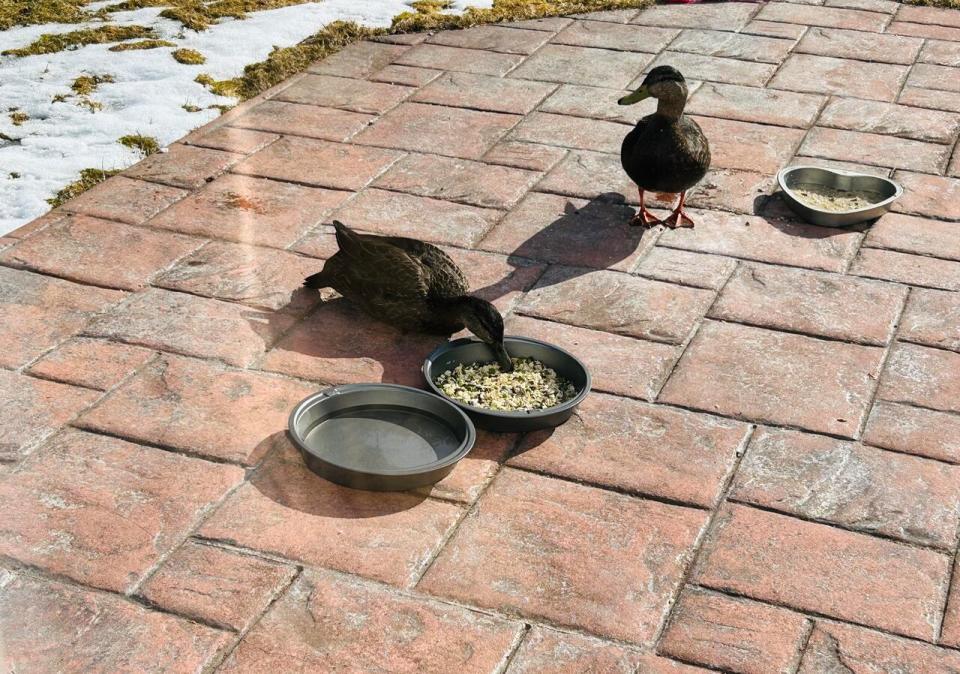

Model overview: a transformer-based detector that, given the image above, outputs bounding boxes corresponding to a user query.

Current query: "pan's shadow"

[249,432,430,516]
[473,192,654,297]
[758,193,874,238]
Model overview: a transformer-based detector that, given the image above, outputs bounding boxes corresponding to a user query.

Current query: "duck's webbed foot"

[629,188,661,227]
[661,192,695,229]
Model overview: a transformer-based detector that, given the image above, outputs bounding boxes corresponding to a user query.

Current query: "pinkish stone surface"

[27,338,154,390]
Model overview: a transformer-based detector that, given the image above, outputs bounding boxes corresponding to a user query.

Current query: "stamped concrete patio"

[2,1,960,671]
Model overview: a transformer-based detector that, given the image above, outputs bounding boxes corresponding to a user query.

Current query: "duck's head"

[454,296,513,372]
[618,65,688,106]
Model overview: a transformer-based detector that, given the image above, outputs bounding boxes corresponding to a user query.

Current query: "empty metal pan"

[423,336,591,433]
[288,384,476,491]
[777,165,902,227]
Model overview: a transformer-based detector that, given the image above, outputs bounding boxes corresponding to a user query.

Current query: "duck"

[618,65,711,228]
[304,221,513,371]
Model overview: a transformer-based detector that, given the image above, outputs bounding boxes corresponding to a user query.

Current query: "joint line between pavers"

[935,523,960,644]
[492,622,531,674]
[649,423,758,649]
[789,617,817,674]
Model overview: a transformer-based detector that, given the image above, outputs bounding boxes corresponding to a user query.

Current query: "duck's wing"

[381,235,469,297]
[332,221,429,298]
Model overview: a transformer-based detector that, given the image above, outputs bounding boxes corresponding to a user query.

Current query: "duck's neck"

[655,95,686,121]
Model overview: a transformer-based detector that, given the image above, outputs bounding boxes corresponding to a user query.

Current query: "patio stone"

[198,440,463,587]
[184,126,278,155]
[482,140,567,172]
[535,150,638,204]
[124,144,242,190]
[879,342,960,414]
[685,82,824,128]
[0,429,243,592]
[942,561,960,648]
[850,247,960,291]
[920,40,960,67]
[510,627,706,673]
[412,71,555,115]
[372,153,541,209]
[817,97,960,143]
[519,267,713,344]
[307,41,407,78]
[659,588,808,674]
[58,176,187,225]
[229,101,373,140]
[275,74,413,114]
[631,2,758,31]
[731,427,960,548]
[863,212,960,261]
[27,338,153,391]
[78,354,314,465]
[645,52,776,87]
[368,64,441,87]
[87,288,296,368]
[139,541,296,631]
[510,392,747,506]
[709,263,907,345]
[798,621,960,671]
[551,20,678,53]
[742,19,807,39]
[329,188,500,247]
[427,24,549,54]
[770,54,908,101]
[478,192,652,270]
[510,111,627,153]
[693,116,804,173]
[660,320,883,437]
[0,267,124,369]
[232,137,402,191]
[657,209,862,272]
[693,504,950,640]
[896,4,960,26]
[152,241,323,314]
[419,468,706,645]
[538,84,641,125]
[395,44,524,76]
[899,288,960,352]
[354,102,519,160]
[682,168,776,215]
[510,44,652,89]
[669,29,794,63]
[757,3,891,30]
[0,214,202,291]
[888,21,960,41]
[218,568,520,672]
[800,127,948,173]
[892,172,960,220]
[147,173,350,249]
[0,570,231,673]
[863,401,960,464]
[0,370,99,463]
[506,315,681,400]
[796,26,922,64]
[634,247,737,290]
[414,430,515,504]
[899,86,960,113]
[908,64,960,93]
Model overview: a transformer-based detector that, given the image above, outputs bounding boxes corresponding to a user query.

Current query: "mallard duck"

[304,221,512,370]
[619,66,711,228]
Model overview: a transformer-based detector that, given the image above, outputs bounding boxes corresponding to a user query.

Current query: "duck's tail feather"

[303,271,328,289]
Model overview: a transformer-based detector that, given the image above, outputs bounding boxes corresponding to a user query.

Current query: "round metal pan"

[288,384,476,491]
[777,166,902,227]
[423,336,592,433]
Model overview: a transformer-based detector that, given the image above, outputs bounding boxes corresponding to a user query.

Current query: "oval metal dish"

[777,166,902,227]
[423,336,591,433]
[288,384,476,491]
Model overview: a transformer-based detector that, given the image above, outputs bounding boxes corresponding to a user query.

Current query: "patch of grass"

[77,97,104,112]
[2,25,156,57]
[51,93,69,103]
[0,0,92,30]
[118,133,160,156]
[109,39,177,51]
[195,72,243,97]
[71,74,115,96]
[172,47,206,64]
[101,0,315,30]
[182,103,203,112]
[47,168,121,208]
[9,111,28,126]
[903,0,960,6]
[208,103,235,115]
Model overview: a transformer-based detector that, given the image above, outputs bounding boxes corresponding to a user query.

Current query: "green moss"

[195,72,243,97]
[102,0,315,30]
[108,39,177,51]
[2,25,156,57]
[71,73,115,96]
[172,47,206,64]
[182,103,203,112]
[77,97,104,112]
[118,133,161,156]
[0,0,92,30]
[9,111,28,126]
[51,93,69,103]
[208,103,235,115]
[47,168,121,208]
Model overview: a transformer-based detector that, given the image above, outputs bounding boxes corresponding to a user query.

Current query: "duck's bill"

[618,86,650,105]
[491,342,513,371]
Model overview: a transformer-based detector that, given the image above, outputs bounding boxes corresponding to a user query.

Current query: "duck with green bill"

[619,66,711,228]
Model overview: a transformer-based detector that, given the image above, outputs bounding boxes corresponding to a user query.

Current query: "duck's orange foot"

[661,208,695,229]
[629,206,661,227]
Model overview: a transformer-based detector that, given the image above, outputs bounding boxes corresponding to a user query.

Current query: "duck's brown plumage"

[621,114,710,194]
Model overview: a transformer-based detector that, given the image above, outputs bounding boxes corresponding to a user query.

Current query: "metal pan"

[777,166,902,227]
[423,336,592,433]
[288,384,476,491]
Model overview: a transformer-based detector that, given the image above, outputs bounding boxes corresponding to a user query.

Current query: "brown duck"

[619,65,711,228]
[304,221,512,370]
